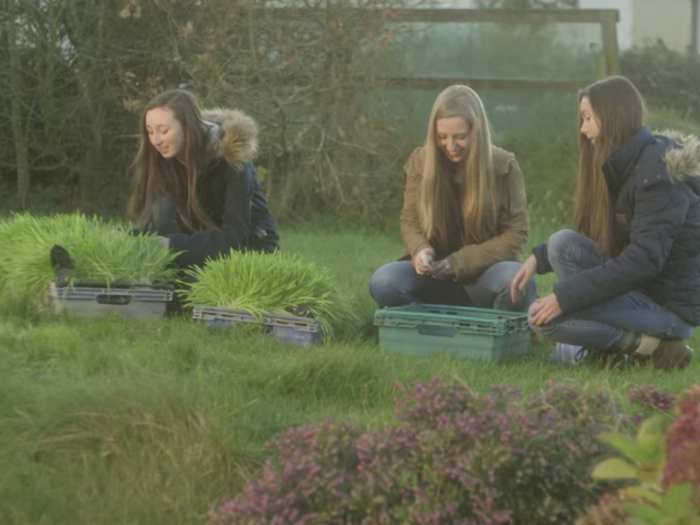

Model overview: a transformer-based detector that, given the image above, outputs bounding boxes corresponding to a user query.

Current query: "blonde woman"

[369,85,536,311]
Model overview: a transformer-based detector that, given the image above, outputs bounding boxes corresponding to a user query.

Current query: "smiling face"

[436,116,471,163]
[145,107,185,159]
[579,96,601,145]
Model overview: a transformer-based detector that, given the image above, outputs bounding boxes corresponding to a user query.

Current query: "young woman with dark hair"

[128,89,279,268]
[511,76,700,369]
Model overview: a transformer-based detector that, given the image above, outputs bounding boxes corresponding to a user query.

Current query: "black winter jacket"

[534,127,700,326]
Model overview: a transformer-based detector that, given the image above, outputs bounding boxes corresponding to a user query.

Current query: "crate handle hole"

[417,325,457,338]
[96,295,132,306]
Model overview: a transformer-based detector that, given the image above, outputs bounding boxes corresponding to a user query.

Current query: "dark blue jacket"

[535,127,700,326]
[144,108,280,268]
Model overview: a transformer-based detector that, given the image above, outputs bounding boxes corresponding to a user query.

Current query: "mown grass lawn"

[0,222,697,524]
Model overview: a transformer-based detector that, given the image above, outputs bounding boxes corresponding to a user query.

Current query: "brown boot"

[651,341,693,370]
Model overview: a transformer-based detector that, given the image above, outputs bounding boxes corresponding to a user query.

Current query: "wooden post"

[692,0,699,54]
[600,10,620,77]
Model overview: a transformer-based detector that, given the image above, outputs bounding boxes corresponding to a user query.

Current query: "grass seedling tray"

[374,303,530,362]
[48,281,174,320]
[192,306,323,347]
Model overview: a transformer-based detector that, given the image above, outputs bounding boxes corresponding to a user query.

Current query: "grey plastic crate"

[193,306,323,346]
[48,282,174,320]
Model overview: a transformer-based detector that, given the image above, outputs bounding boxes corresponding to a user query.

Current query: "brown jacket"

[398,146,529,283]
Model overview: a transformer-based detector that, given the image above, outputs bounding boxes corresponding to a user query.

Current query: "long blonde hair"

[420,85,497,253]
[575,76,645,258]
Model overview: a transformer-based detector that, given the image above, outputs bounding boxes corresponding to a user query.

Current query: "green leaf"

[623,502,664,523]
[661,483,694,516]
[637,415,669,448]
[636,461,666,487]
[592,458,638,480]
[625,486,663,506]
[598,432,653,464]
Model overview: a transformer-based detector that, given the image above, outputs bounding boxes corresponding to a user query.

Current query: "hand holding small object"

[414,247,435,275]
[428,258,455,281]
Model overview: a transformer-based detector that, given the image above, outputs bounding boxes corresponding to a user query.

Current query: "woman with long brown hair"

[511,76,700,369]
[128,89,279,268]
[369,84,536,312]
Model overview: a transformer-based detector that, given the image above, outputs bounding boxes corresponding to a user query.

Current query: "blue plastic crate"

[192,306,323,347]
[374,303,530,362]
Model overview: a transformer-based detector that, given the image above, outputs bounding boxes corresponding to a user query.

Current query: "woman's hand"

[529,294,563,326]
[414,247,435,275]
[157,236,171,249]
[510,254,537,303]
[428,259,455,281]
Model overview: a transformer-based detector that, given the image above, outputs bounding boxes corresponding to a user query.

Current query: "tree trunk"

[6,0,31,208]
[72,0,108,214]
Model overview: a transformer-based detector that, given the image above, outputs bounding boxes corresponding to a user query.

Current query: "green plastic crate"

[374,304,530,362]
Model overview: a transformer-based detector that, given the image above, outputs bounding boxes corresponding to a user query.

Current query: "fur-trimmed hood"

[202,108,259,168]
[605,127,700,197]
[661,130,700,186]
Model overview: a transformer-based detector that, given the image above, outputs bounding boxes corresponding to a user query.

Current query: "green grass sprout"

[0,213,177,310]
[180,250,361,342]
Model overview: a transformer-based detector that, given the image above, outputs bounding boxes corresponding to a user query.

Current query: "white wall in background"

[578,0,632,50]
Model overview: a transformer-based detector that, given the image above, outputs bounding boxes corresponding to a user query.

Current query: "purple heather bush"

[628,384,677,424]
[664,385,700,502]
[211,378,631,525]
[211,420,364,525]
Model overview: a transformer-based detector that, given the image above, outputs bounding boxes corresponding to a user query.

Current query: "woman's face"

[145,107,185,159]
[436,116,471,163]
[579,96,601,145]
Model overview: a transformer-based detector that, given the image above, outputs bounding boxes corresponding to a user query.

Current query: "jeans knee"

[547,229,580,267]
[369,263,412,306]
[480,262,536,312]
[525,276,538,304]
[501,278,537,312]
[368,266,392,302]
[486,261,523,293]
[548,229,578,258]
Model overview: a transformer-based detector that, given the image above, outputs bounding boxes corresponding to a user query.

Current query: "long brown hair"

[420,85,497,253]
[575,76,645,258]
[127,89,215,231]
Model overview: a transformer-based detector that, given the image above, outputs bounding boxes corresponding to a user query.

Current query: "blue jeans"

[530,230,694,348]
[369,260,537,312]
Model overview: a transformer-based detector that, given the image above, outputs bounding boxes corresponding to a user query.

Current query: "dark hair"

[574,76,645,258]
[127,89,214,231]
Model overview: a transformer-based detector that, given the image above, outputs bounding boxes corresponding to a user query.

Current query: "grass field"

[0,221,698,524]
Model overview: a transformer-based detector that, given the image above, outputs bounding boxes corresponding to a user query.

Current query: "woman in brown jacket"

[369,85,536,311]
